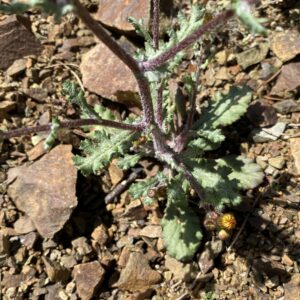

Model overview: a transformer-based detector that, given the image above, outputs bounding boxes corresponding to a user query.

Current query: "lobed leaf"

[161,179,202,261]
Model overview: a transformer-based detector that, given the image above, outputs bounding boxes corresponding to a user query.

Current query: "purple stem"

[141,9,234,71]
[186,63,201,130]
[2,118,144,139]
[152,0,160,50]
[156,82,164,129]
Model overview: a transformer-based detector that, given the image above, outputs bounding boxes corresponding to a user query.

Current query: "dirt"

[1,1,300,299]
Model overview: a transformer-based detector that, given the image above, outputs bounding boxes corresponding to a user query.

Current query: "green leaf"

[117,153,142,170]
[161,179,202,261]
[44,117,60,151]
[74,130,139,176]
[187,129,226,154]
[193,86,252,131]
[216,155,264,190]
[184,158,242,209]
[233,0,267,35]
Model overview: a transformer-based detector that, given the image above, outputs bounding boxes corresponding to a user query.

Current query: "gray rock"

[268,156,285,170]
[251,122,286,143]
[273,99,300,114]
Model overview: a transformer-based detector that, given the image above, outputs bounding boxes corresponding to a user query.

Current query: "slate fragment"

[7,145,77,238]
[283,274,300,299]
[73,261,105,300]
[290,137,300,175]
[271,30,300,62]
[236,43,269,69]
[247,100,278,127]
[271,62,300,94]
[80,42,139,108]
[114,252,162,291]
[96,0,151,33]
[0,15,42,69]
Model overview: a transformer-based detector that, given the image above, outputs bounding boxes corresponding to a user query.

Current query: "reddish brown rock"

[7,145,77,238]
[271,30,300,63]
[73,261,105,300]
[0,15,42,70]
[80,42,139,108]
[96,0,151,33]
[271,62,300,94]
[114,252,162,291]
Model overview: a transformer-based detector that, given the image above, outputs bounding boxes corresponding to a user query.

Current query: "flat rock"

[271,62,300,94]
[247,100,278,127]
[164,255,193,282]
[0,101,16,120]
[273,99,300,114]
[114,252,162,291]
[139,225,162,239]
[268,156,285,170]
[284,274,300,299]
[73,261,105,300]
[0,15,42,70]
[6,58,27,77]
[96,0,151,33]
[198,240,224,274]
[23,87,48,103]
[13,215,36,234]
[42,256,70,283]
[251,122,286,143]
[80,42,139,108]
[236,43,269,69]
[290,137,300,174]
[271,30,300,62]
[7,145,77,238]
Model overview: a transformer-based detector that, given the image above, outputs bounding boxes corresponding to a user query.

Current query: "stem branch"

[141,9,234,71]
[2,118,143,139]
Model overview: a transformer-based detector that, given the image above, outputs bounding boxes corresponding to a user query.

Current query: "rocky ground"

[0,0,300,299]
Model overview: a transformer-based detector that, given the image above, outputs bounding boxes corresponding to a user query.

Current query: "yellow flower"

[217,213,237,231]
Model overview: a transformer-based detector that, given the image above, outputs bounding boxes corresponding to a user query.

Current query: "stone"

[271,62,300,94]
[26,141,47,161]
[139,225,162,239]
[290,138,300,175]
[96,0,151,33]
[60,255,77,269]
[91,224,109,246]
[0,100,16,120]
[7,145,77,238]
[273,100,300,114]
[72,237,93,256]
[13,215,36,234]
[198,240,224,274]
[271,30,300,62]
[247,100,278,127]
[6,58,27,77]
[108,160,124,186]
[0,15,42,70]
[164,255,193,282]
[282,254,294,267]
[114,252,162,291]
[80,42,139,108]
[1,272,26,288]
[73,261,105,300]
[236,43,269,69]
[42,257,70,283]
[59,36,95,52]
[284,274,300,299]
[268,156,285,170]
[22,232,39,249]
[0,233,10,255]
[23,87,48,103]
[251,122,286,143]
[123,199,147,220]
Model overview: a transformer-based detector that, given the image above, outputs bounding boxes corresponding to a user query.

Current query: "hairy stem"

[186,63,201,130]
[152,0,160,50]
[1,119,144,139]
[72,0,156,126]
[156,81,164,129]
[141,9,234,71]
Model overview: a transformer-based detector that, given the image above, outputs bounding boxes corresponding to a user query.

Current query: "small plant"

[1,0,265,260]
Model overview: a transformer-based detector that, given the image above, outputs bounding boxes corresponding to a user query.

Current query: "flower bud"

[217,213,236,231]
